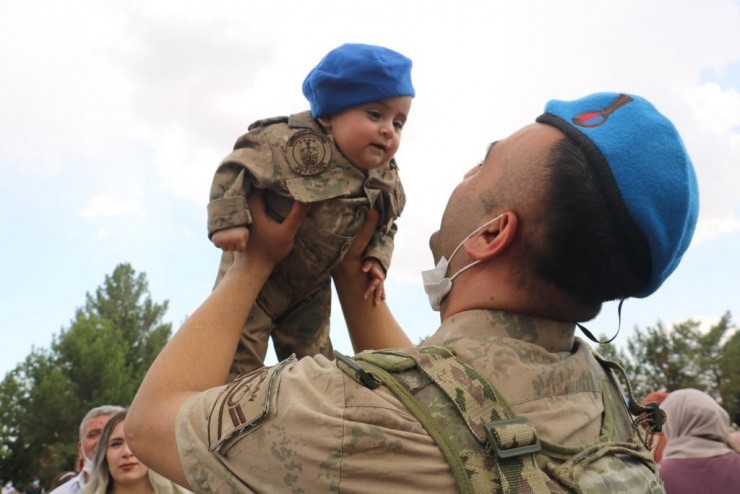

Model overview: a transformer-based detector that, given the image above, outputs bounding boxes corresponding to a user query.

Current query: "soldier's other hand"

[212,227,249,252]
[244,190,310,266]
[334,208,379,279]
[362,260,386,305]
[345,208,380,264]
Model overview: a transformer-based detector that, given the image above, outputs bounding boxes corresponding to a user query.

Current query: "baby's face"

[319,96,412,171]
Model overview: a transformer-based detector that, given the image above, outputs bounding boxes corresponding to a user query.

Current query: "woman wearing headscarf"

[659,388,740,493]
[81,410,187,494]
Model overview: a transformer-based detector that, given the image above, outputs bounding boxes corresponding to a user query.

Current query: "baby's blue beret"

[303,43,415,118]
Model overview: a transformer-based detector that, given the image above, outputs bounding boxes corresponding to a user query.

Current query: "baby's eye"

[366,110,381,120]
[393,120,404,131]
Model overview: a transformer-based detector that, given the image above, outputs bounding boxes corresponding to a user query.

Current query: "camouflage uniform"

[208,111,404,377]
[175,310,657,492]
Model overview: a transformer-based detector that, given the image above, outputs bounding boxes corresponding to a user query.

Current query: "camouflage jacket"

[207,111,405,301]
[175,310,661,493]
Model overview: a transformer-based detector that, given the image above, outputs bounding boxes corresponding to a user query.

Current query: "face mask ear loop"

[576,298,625,344]
[446,214,504,277]
[448,260,481,282]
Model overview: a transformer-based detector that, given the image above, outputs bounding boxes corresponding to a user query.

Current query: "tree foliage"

[0,264,171,488]
[599,312,739,421]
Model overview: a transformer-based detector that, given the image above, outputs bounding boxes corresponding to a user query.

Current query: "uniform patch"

[208,356,296,454]
[284,130,333,176]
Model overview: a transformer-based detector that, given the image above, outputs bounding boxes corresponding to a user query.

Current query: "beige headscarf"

[661,388,734,460]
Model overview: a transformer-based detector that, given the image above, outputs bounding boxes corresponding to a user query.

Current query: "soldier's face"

[319,96,411,171]
[431,124,561,267]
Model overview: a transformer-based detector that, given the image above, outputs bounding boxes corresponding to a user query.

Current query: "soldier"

[128,92,698,492]
[207,43,414,378]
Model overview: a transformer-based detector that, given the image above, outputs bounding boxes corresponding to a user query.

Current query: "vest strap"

[350,347,552,494]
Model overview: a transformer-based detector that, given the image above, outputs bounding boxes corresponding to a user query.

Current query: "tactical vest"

[335,346,665,494]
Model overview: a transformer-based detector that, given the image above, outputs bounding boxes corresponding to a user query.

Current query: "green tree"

[617,313,739,412]
[718,314,740,424]
[0,263,171,487]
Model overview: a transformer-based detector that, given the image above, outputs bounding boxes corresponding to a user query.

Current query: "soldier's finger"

[350,208,380,259]
[374,284,385,305]
[282,199,311,232]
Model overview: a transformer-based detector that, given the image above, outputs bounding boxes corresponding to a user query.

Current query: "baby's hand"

[362,259,386,306]
[212,226,250,252]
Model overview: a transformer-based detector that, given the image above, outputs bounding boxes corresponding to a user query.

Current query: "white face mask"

[82,449,95,475]
[422,214,504,311]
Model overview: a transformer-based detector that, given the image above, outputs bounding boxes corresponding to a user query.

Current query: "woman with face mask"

[81,410,187,494]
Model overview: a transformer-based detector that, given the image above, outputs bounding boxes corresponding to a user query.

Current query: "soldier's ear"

[317,116,332,129]
[465,212,517,261]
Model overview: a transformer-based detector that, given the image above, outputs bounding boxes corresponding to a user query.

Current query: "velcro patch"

[208,356,296,454]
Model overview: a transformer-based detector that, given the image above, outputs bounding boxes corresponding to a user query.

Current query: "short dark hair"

[533,137,651,306]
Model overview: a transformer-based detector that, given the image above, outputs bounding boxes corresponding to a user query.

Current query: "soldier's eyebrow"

[483,141,499,162]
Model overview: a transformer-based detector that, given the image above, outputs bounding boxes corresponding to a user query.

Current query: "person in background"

[24,481,41,494]
[48,473,76,493]
[50,405,125,494]
[81,410,186,494]
[659,388,740,493]
[2,482,18,494]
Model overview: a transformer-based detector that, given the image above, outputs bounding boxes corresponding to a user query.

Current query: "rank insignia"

[285,130,333,176]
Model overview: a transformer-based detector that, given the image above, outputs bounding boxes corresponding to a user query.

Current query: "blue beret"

[537,93,699,298]
[302,43,415,118]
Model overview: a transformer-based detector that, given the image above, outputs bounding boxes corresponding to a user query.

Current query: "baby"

[207,43,414,378]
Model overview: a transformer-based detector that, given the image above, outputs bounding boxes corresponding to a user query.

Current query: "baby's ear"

[317,116,332,129]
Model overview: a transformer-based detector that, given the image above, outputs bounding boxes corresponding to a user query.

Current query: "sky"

[1,0,739,378]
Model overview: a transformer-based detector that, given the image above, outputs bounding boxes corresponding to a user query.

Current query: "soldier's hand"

[363,260,386,305]
[244,190,310,267]
[348,208,380,262]
[212,227,250,252]
[333,207,380,279]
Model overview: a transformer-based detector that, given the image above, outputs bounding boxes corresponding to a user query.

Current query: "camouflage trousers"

[215,251,334,381]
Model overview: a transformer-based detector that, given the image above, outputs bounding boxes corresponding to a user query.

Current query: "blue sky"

[1,0,739,377]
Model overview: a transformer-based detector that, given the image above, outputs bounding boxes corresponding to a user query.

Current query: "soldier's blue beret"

[537,92,699,298]
[303,43,415,118]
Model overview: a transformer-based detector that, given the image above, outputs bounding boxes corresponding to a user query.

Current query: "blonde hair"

[81,410,188,494]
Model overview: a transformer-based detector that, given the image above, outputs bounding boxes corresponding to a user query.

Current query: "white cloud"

[687,82,740,135]
[681,82,740,241]
[79,196,144,220]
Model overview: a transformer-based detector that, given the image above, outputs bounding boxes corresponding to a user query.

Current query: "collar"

[426,309,576,354]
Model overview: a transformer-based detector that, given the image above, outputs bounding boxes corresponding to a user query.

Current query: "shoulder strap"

[336,348,554,494]
[247,115,289,131]
[591,351,666,444]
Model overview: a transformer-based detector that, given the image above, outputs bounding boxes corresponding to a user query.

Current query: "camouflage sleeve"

[207,165,253,239]
[363,174,404,273]
[207,129,283,239]
[363,220,397,273]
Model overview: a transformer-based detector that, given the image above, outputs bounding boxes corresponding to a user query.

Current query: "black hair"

[532,137,651,306]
